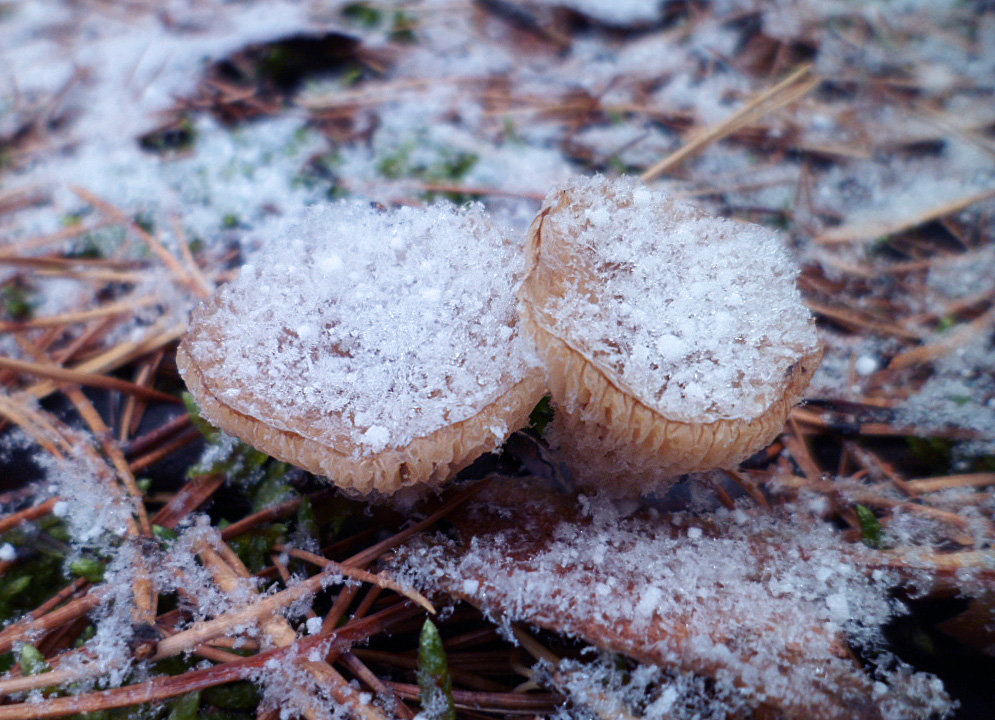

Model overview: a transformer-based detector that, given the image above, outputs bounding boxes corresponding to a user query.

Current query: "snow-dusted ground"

[1,1,993,718]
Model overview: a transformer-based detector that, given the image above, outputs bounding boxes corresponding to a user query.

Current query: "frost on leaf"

[386,480,954,720]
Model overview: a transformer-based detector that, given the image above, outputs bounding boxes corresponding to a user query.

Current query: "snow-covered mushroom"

[519,176,822,495]
[178,202,546,495]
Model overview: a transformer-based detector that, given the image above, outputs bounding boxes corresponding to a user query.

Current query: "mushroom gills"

[519,175,822,496]
[178,201,546,496]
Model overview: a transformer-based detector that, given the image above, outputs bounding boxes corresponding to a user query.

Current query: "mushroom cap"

[519,176,822,489]
[178,201,546,495]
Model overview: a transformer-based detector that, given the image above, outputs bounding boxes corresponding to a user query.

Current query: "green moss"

[19,644,49,676]
[502,116,522,145]
[68,225,128,260]
[70,557,106,583]
[228,523,287,574]
[74,625,96,648]
[0,521,71,622]
[202,682,261,710]
[183,392,220,443]
[390,11,418,43]
[528,396,555,436]
[153,525,179,543]
[907,437,955,474]
[295,497,319,541]
[936,315,957,333]
[139,117,197,156]
[377,143,414,180]
[417,619,455,720]
[250,472,295,513]
[61,211,86,228]
[342,2,383,27]
[133,213,155,235]
[166,691,200,720]
[1,281,35,321]
[431,151,477,182]
[377,139,478,192]
[339,64,366,88]
[856,504,885,549]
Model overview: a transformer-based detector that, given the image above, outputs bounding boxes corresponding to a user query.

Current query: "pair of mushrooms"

[178,176,821,497]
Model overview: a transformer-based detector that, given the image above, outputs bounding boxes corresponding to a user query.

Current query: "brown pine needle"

[0,296,158,331]
[26,320,187,400]
[62,388,144,540]
[151,473,225,529]
[343,478,492,569]
[387,683,560,713]
[195,539,390,720]
[0,392,73,458]
[150,565,362,661]
[0,591,105,655]
[128,426,201,473]
[170,216,214,299]
[119,351,163,441]
[641,64,817,182]
[889,308,995,370]
[71,187,209,298]
[0,355,180,404]
[0,630,350,719]
[0,220,114,259]
[905,473,995,494]
[0,496,62,534]
[219,495,305,540]
[341,652,416,720]
[805,299,924,340]
[277,546,435,614]
[817,186,995,244]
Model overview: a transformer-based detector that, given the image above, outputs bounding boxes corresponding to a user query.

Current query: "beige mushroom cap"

[178,202,546,495]
[519,176,822,494]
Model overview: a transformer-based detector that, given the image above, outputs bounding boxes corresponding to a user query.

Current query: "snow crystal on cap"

[185,200,538,455]
[537,175,819,423]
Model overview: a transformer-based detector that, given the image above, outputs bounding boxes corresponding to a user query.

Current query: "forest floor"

[0,2,993,719]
